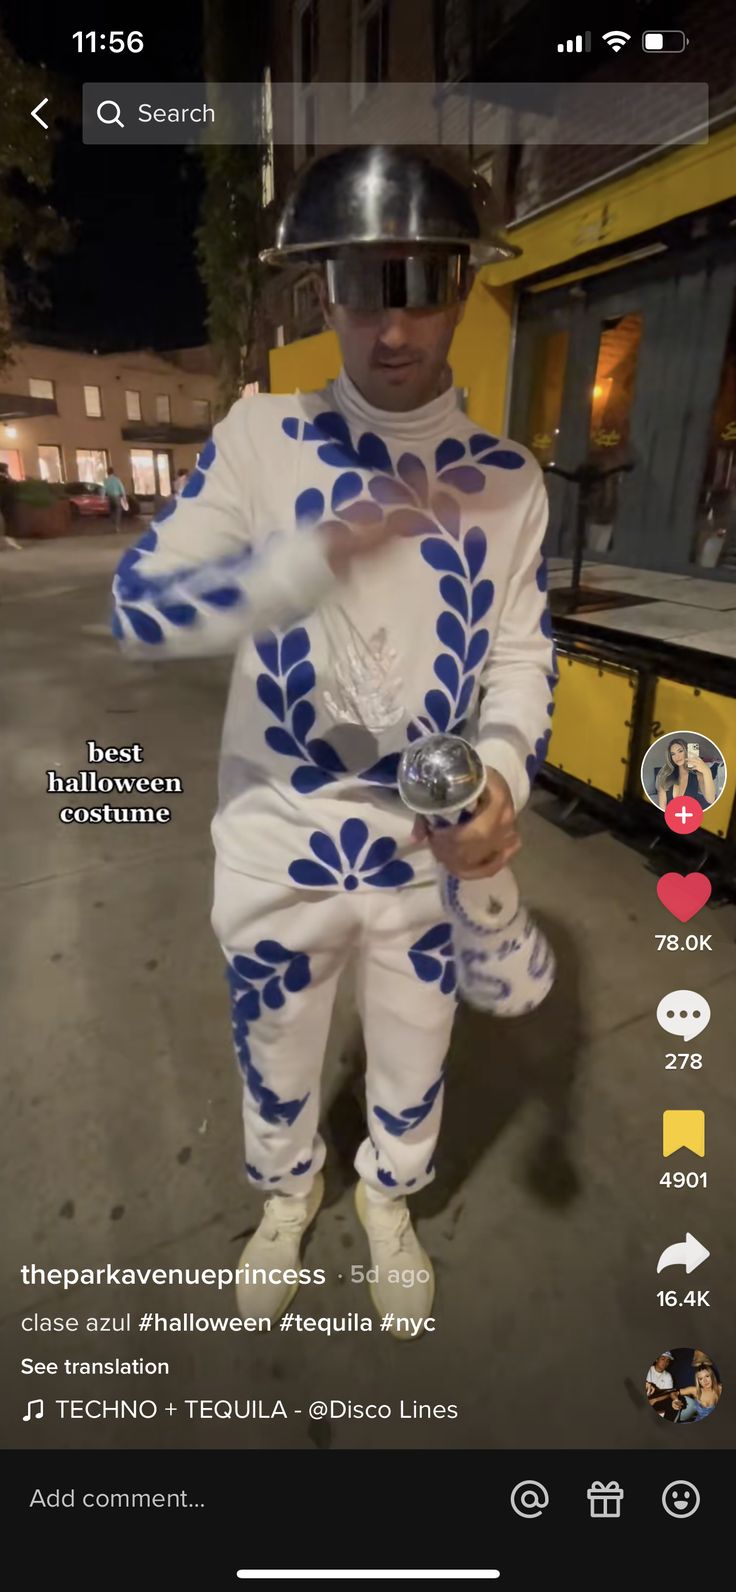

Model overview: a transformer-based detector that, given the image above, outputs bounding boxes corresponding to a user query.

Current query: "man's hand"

[410,768,520,879]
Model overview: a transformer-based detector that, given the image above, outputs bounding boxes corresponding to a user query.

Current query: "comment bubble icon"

[656,990,711,1043]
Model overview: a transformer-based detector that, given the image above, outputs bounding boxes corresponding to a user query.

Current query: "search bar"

[83,81,709,145]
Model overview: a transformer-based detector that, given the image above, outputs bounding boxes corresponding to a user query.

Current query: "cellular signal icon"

[602,30,631,51]
[557,31,592,52]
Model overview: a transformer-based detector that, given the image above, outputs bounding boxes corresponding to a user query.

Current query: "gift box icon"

[587,1481,624,1518]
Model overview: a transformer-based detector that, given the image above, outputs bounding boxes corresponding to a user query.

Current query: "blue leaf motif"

[436,611,466,661]
[368,476,414,507]
[280,628,310,673]
[317,442,361,469]
[439,575,468,620]
[366,860,415,888]
[331,471,363,511]
[406,722,423,742]
[305,738,346,773]
[434,653,459,698]
[457,674,476,717]
[295,487,324,524]
[286,660,316,708]
[397,453,428,505]
[540,609,553,639]
[263,978,285,1010]
[482,449,524,470]
[291,700,316,743]
[340,818,369,868]
[254,940,292,963]
[469,432,499,454]
[265,726,301,758]
[536,559,549,593]
[438,466,485,492]
[283,954,310,992]
[232,955,274,981]
[412,924,453,953]
[409,952,441,983]
[254,632,279,673]
[361,836,396,873]
[122,607,163,645]
[159,602,197,627]
[358,432,393,473]
[471,580,494,624]
[314,410,351,444]
[292,766,335,793]
[441,961,456,994]
[338,500,385,525]
[435,438,465,473]
[256,674,285,721]
[425,689,451,731]
[288,859,337,887]
[420,537,465,577]
[463,526,487,581]
[357,753,400,784]
[465,629,489,671]
[281,418,299,439]
[310,832,343,873]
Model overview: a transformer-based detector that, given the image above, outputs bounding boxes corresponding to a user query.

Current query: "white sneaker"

[354,1180,435,1340]
[235,1174,324,1324]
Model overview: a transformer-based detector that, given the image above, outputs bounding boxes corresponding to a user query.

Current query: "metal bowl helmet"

[259,145,520,309]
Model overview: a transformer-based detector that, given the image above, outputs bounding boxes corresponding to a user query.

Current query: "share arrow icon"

[656,1232,710,1274]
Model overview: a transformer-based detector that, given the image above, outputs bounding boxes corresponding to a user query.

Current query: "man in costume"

[111,146,556,1338]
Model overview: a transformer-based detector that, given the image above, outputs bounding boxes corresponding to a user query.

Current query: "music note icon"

[23,1398,44,1422]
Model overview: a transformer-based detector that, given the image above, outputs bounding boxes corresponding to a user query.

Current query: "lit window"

[242,382,260,397]
[29,377,55,401]
[84,385,102,418]
[76,448,108,483]
[38,444,64,483]
[155,394,171,423]
[125,389,141,420]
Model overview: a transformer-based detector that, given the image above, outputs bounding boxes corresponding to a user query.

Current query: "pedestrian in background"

[103,466,127,531]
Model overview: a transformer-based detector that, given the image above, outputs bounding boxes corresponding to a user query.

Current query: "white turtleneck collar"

[329,366,462,443]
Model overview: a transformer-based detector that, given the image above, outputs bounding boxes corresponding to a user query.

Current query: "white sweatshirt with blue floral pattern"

[111,370,557,892]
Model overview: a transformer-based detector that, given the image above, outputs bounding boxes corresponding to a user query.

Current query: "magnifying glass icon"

[97,100,124,128]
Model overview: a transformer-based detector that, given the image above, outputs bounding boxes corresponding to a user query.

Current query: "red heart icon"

[656,872,712,922]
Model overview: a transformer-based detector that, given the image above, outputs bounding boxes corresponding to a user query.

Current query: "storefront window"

[76,449,108,483]
[690,295,736,570]
[584,312,642,555]
[521,327,569,465]
[38,445,64,483]
[130,448,171,497]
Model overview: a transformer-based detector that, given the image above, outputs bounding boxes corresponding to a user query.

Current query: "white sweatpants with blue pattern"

[211,863,459,1198]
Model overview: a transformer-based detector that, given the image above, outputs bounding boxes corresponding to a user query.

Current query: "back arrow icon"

[32,98,49,129]
[656,1232,710,1274]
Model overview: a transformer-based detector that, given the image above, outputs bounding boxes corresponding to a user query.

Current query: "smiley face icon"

[662,1480,700,1518]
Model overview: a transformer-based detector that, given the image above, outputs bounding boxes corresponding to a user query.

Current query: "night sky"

[4,6,208,350]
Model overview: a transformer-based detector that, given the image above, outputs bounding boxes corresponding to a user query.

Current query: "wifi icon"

[602,29,631,51]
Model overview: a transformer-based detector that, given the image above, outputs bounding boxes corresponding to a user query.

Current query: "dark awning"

[0,394,58,420]
[121,421,210,445]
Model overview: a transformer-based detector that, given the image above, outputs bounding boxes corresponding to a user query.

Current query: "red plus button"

[664,794,703,834]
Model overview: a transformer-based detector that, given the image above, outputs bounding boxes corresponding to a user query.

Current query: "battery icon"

[642,30,689,51]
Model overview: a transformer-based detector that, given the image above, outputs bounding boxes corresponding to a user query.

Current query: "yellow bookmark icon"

[662,1110,705,1158]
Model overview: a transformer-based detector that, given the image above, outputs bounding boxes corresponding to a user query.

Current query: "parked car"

[57,481,110,518]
